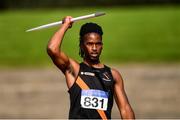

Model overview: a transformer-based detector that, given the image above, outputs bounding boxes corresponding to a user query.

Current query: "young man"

[47,16,135,119]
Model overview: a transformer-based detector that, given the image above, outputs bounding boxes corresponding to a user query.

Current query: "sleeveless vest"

[68,62,114,119]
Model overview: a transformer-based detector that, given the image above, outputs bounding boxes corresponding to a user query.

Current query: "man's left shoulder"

[111,68,120,74]
[109,67,123,81]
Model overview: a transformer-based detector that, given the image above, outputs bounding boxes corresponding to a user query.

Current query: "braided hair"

[79,22,103,58]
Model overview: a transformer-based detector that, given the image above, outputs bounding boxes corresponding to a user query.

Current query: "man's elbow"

[47,45,59,57]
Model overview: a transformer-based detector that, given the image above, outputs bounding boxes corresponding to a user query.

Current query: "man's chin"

[84,55,100,63]
[90,56,99,62]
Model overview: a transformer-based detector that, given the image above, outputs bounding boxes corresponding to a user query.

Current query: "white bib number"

[81,90,108,110]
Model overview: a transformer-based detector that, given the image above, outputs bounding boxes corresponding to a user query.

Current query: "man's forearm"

[47,25,69,54]
[121,106,135,119]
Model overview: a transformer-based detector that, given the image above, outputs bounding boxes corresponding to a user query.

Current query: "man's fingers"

[62,16,73,24]
[61,16,74,28]
[69,23,73,28]
[62,17,65,24]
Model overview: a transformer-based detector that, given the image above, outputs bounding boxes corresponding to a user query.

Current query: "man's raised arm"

[47,16,73,73]
[47,16,80,89]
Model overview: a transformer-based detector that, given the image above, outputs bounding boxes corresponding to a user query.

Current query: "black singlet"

[68,63,114,119]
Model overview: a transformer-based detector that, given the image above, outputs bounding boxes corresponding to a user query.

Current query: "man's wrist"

[61,23,70,29]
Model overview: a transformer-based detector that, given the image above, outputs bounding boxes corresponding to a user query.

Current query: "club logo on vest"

[102,72,111,82]
[81,72,95,76]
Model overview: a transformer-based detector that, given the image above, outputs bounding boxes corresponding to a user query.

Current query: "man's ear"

[101,41,103,49]
[82,40,87,48]
[80,43,85,58]
[80,43,84,51]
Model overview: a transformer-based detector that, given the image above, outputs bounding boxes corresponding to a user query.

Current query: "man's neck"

[83,59,104,68]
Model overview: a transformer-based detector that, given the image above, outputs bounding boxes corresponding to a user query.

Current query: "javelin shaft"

[26,12,105,32]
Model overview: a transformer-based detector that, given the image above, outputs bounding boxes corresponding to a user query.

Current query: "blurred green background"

[0,5,180,67]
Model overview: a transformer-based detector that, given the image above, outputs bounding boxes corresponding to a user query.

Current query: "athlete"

[47,16,135,119]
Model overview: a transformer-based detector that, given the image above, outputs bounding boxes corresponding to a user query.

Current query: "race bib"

[80,89,108,110]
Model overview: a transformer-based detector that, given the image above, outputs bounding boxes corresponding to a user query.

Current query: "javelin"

[26,12,105,32]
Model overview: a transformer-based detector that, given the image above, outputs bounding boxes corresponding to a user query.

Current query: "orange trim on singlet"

[97,110,108,120]
[76,76,108,120]
[76,76,89,89]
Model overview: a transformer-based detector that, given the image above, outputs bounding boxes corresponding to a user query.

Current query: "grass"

[0,6,180,67]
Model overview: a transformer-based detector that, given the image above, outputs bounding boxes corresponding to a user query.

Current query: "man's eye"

[87,43,93,45]
[96,42,102,45]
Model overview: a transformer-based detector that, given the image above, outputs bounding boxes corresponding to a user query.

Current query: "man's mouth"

[91,52,98,56]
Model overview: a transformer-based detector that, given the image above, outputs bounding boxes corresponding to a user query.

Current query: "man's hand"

[62,16,73,29]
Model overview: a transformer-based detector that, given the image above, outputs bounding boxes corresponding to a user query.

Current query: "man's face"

[82,32,103,62]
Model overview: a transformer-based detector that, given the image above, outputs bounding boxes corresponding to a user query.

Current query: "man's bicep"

[50,51,70,73]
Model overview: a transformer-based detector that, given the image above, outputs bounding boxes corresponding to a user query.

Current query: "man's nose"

[92,44,97,50]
